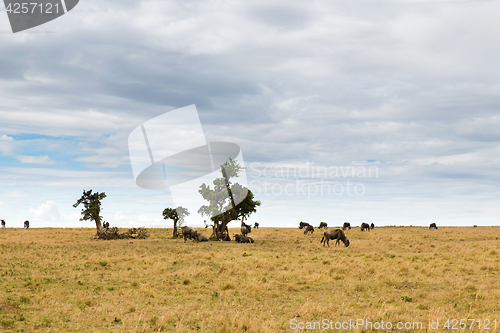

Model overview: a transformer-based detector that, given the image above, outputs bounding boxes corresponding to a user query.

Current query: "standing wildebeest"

[321,229,350,247]
[342,222,351,230]
[304,225,314,235]
[1,220,5,228]
[24,220,29,229]
[299,221,309,229]
[241,223,252,236]
[254,222,259,229]
[182,226,198,243]
[360,222,370,231]
[318,222,327,229]
[429,223,438,230]
[370,223,374,230]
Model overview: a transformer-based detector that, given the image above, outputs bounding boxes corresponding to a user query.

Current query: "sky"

[1,0,500,229]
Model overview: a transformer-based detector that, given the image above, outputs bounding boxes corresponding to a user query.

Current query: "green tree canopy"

[73,189,107,234]
[198,159,260,236]
[163,206,189,238]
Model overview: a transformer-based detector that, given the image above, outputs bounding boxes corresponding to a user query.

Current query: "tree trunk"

[173,220,178,238]
[95,217,103,234]
[211,223,216,238]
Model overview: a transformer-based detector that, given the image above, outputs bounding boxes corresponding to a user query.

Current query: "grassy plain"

[1,226,500,332]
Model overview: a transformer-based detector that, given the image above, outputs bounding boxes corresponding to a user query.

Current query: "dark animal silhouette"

[360,222,370,231]
[1,219,5,228]
[304,225,314,235]
[429,223,438,230]
[24,220,30,229]
[182,226,198,243]
[342,222,351,230]
[321,229,350,247]
[299,221,310,229]
[254,222,259,229]
[102,222,110,230]
[234,234,254,243]
[217,232,231,241]
[197,234,208,242]
[241,223,252,236]
[318,222,327,229]
[370,223,374,229]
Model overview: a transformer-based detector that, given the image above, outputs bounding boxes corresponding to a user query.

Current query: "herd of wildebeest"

[1,219,441,247]
[179,221,441,247]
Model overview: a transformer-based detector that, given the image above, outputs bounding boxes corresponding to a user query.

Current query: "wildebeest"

[241,223,252,236]
[299,221,310,229]
[429,223,438,230]
[217,232,231,241]
[254,222,259,229]
[370,223,374,229]
[182,226,198,243]
[102,222,110,230]
[304,225,314,235]
[24,220,29,229]
[318,222,327,229]
[1,220,5,228]
[360,222,370,231]
[342,222,351,230]
[321,229,350,247]
[234,234,254,243]
[197,234,208,242]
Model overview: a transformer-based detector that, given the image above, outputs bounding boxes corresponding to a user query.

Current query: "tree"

[73,189,107,234]
[163,206,189,238]
[198,159,260,237]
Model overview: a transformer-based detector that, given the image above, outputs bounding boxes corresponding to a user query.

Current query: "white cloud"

[29,200,62,222]
[17,155,58,165]
[1,135,14,141]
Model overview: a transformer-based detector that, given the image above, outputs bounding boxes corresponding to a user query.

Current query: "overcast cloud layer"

[1,0,500,228]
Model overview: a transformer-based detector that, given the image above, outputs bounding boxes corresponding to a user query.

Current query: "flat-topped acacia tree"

[162,206,189,238]
[73,189,107,235]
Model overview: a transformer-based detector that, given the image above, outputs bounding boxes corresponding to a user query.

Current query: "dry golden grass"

[1,226,500,332]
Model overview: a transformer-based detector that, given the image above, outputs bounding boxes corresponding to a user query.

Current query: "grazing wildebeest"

[318,222,327,229]
[254,222,259,229]
[197,234,208,242]
[370,223,374,230]
[342,222,351,230]
[299,221,309,229]
[24,220,29,229]
[1,220,5,228]
[429,223,438,230]
[360,222,370,231]
[321,229,350,247]
[182,226,198,243]
[241,223,252,236]
[304,225,314,235]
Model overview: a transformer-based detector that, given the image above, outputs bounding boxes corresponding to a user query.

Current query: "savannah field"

[1,226,500,332]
